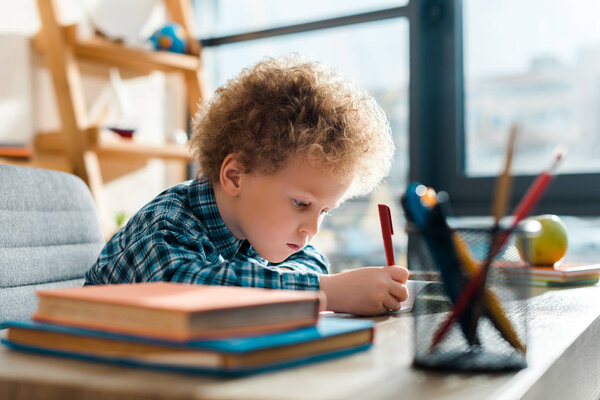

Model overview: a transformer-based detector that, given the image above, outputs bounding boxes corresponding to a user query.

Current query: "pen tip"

[546,146,567,173]
[553,146,567,161]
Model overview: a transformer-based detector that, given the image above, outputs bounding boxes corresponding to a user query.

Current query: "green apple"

[515,214,568,266]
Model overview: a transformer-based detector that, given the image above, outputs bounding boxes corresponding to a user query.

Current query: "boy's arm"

[272,246,410,315]
[86,225,409,315]
[86,228,322,291]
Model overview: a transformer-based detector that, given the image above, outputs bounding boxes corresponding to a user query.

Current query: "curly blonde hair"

[190,55,394,198]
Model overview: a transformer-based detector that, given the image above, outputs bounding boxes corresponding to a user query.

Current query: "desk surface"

[1,285,600,400]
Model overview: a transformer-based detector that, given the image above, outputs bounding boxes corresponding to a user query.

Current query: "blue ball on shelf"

[149,22,187,54]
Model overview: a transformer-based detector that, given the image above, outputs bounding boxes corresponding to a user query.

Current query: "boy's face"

[234,157,351,263]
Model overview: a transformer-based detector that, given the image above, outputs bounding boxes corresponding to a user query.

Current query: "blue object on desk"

[401,183,430,228]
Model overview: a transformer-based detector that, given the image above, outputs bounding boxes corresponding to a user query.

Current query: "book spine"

[32,314,319,341]
[0,145,33,158]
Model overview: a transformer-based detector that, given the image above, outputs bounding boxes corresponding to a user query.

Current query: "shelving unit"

[3,0,207,238]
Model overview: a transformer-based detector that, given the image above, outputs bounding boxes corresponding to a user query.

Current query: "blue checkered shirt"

[84,178,328,290]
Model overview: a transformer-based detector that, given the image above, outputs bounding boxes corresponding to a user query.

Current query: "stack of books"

[0,282,374,376]
[530,262,600,287]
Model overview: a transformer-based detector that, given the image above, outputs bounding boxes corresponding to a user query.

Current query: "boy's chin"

[257,249,291,264]
[249,240,295,263]
[265,254,289,264]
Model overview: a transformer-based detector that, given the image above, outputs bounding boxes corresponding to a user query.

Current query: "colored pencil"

[466,125,517,343]
[428,233,526,354]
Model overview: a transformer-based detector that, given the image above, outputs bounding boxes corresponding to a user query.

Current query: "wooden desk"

[2,285,600,400]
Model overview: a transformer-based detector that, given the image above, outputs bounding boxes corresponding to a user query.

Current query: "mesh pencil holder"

[408,222,538,372]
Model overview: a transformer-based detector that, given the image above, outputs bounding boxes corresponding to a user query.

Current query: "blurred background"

[1,0,599,271]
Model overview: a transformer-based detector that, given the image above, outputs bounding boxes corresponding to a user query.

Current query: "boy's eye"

[293,199,309,208]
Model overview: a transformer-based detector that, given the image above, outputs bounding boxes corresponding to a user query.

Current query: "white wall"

[0,34,33,146]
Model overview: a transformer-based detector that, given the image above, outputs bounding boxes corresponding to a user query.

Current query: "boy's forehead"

[278,158,352,205]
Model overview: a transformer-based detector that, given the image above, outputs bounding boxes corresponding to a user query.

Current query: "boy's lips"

[287,243,301,251]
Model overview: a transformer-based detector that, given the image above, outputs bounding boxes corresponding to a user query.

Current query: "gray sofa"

[0,165,105,324]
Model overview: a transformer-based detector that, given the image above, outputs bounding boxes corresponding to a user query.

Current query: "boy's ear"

[219,154,242,196]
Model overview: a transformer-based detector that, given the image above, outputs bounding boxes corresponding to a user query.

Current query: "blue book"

[0,318,374,376]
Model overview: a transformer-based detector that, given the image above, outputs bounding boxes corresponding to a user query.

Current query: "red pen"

[378,204,395,265]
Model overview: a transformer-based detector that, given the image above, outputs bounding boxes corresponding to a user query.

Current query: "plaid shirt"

[84,178,328,290]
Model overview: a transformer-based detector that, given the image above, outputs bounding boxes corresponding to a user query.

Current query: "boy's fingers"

[388,265,409,283]
[390,282,409,302]
[383,294,401,311]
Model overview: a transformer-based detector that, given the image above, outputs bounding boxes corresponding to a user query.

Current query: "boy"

[85,55,408,316]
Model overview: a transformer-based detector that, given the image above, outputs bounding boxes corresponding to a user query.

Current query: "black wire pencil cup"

[402,127,564,372]
[405,216,539,372]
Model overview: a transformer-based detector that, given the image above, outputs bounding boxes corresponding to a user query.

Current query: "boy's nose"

[300,214,320,237]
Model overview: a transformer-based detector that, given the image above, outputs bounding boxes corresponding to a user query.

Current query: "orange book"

[33,282,324,340]
[530,262,600,277]
[529,262,600,286]
[0,145,33,159]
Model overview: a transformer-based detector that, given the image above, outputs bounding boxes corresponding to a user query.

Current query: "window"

[195,1,410,270]
[464,0,600,177]
[193,0,600,272]
[412,0,600,216]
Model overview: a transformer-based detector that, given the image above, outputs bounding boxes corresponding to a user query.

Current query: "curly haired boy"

[85,55,408,316]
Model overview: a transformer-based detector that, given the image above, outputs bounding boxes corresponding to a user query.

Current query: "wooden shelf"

[36,130,192,163]
[66,27,201,74]
[92,140,192,162]
[32,0,205,238]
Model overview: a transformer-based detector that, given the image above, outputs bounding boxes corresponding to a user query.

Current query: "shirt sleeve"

[88,226,324,291]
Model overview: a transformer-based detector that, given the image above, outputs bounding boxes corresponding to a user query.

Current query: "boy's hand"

[319,266,409,316]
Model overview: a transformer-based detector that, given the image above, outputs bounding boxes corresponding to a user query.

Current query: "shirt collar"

[188,177,245,260]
